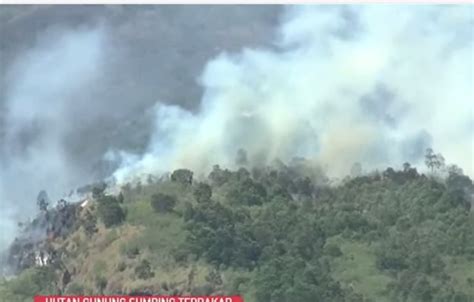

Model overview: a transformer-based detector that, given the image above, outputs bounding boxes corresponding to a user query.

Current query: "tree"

[254,254,345,302]
[445,172,473,210]
[117,192,124,204]
[186,201,240,266]
[227,178,267,206]
[424,148,445,173]
[208,165,231,187]
[37,190,49,212]
[171,169,193,186]
[193,183,212,203]
[412,276,435,302]
[424,148,436,172]
[402,162,419,179]
[150,193,176,213]
[82,211,98,237]
[56,199,67,211]
[447,164,464,176]
[403,162,411,172]
[294,177,314,197]
[5,266,57,297]
[236,167,251,181]
[92,183,107,199]
[147,174,155,185]
[183,202,195,222]
[97,195,125,227]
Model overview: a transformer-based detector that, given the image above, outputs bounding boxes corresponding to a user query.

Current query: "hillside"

[1,157,474,302]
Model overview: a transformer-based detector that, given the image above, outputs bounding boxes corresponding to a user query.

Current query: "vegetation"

[171,169,194,186]
[97,195,126,227]
[150,193,177,213]
[1,150,473,301]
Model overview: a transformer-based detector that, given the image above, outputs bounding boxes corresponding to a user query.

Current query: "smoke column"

[0,6,280,254]
[111,5,474,183]
[0,27,106,250]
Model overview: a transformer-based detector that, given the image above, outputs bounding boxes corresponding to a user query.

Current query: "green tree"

[117,192,124,204]
[227,178,267,206]
[97,195,125,227]
[425,148,445,173]
[36,190,49,212]
[150,193,176,213]
[82,211,98,237]
[92,182,107,199]
[5,266,57,297]
[208,165,232,187]
[171,169,194,186]
[193,183,212,203]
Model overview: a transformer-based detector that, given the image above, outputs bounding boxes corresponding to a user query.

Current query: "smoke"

[112,5,473,183]
[0,5,472,253]
[0,26,107,250]
[0,6,281,254]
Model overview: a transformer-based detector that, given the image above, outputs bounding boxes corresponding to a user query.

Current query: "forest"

[1,148,473,302]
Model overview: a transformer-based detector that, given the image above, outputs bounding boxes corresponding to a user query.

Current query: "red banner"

[34,297,243,302]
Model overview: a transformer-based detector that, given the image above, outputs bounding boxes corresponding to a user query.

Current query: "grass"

[92,183,214,293]
[328,236,392,302]
[124,194,187,253]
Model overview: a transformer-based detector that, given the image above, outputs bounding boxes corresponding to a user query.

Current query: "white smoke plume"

[0,6,280,255]
[111,5,474,183]
[0,26,106,250]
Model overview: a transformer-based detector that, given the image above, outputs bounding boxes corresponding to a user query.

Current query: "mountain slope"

[1,160,473,302]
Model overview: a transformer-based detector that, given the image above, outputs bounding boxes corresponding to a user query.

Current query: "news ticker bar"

[34,297,244,302]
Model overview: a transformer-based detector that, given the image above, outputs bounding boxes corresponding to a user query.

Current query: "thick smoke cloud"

[0,5,280,252]
[112,5,474,183]
[0,27,107,250]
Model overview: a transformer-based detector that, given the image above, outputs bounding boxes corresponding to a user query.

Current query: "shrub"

[324,243,343,257]
[150,193,177,213]
[117,262,127,272]
[124,245,140,259]
[97,195,125,227]
[65,282,85,295]
[6,266,56,297]
[135,260,155,280]
[193,183,212,203]
[171,169,193,186]
[95,276,107,294]
[82,211,98,237]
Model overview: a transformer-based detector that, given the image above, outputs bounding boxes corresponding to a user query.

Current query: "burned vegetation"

[6,188,93,273]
